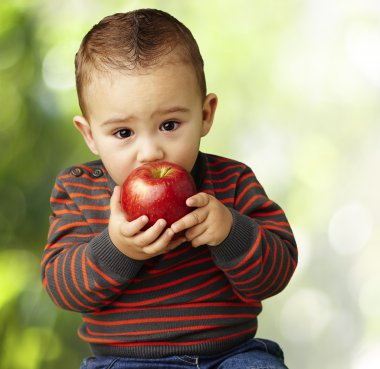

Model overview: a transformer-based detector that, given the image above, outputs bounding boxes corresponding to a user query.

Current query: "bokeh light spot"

[353,344,380,369]
[358,276,380,317]
[280,288,332,343]
[328,202,373,255]
[42,41,77,91]
[346,26,380,88]
[0,250,37,307]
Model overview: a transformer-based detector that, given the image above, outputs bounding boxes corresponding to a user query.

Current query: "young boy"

[42,9,297,369]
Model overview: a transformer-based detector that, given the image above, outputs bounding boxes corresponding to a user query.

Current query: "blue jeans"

[79,338,288,369]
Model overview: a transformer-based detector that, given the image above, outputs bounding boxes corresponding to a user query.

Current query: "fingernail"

[140,215,148,223]
[186,199,194,206]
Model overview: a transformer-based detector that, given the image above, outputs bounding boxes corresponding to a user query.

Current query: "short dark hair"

[75,9,206,116]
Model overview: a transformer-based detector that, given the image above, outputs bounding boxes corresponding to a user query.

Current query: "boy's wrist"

[210,209,258,266]
[91,230,145,279]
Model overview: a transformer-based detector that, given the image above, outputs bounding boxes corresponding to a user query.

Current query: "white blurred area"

[35,0,380,368]
[218,1,379,368]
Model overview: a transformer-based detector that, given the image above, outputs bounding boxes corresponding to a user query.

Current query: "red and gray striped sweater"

[42,152,297,358]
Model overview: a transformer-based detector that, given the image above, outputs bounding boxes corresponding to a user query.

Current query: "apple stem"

[161,167,172,177]
[152,166,172,179]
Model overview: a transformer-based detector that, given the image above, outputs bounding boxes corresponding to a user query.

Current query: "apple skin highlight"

[120,162,197,229]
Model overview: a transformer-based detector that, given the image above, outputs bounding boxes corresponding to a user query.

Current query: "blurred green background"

[1,0,379,368]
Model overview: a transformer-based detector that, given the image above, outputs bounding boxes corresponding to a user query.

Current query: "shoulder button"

[70,167,83,177]
[91,168,104,178]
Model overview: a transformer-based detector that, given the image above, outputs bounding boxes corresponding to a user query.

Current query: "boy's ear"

[201,93,218,137]
[73,115,99,155]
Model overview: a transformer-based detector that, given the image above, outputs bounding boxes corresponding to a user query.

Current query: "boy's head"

[73,9,217,185]
[75,9,206,118]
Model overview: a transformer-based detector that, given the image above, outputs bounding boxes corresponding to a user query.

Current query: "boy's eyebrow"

[101,116,135,126]
[153,106,191,116]
[100,107,191,126]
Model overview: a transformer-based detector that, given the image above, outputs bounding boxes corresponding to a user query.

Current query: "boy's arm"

[210,166,298,302]
[41,173,145,313]
[171,164,297,303]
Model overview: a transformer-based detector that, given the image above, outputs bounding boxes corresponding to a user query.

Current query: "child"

[42,9,297,369]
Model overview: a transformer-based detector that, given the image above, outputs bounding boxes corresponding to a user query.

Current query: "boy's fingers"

[134,219,167,247]
[190,235,209,248]
[120,215,149,237]
[167,235,187,250]
[186,192,210,208]
[142,228,175,255]
[185,223,206,241]
[170,209,206,234]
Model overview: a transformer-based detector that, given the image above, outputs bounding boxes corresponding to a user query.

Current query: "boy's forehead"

[85,59,200,98]
[83,61,202,121]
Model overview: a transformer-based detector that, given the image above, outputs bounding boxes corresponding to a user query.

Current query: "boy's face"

[74,62,217,185]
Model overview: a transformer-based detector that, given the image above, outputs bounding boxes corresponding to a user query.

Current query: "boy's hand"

[108,186,186,260]
[170,193,233,247]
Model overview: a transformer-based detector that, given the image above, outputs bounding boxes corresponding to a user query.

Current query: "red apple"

[120,162,197,229]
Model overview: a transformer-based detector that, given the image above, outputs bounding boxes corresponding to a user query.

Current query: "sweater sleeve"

[41,169,144,313]
[210,165,298,302]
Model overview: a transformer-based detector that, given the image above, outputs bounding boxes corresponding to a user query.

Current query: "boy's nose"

[137,141,164,164]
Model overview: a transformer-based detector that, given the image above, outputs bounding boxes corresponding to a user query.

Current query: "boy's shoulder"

[202,152,250,171]
[199,153,261,199]
[56,159,107,182]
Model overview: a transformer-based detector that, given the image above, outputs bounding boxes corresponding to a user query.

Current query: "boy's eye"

[115,129,133,139]
[160,121,179,132]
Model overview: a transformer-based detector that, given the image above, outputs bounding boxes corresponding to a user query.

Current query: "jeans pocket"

[254,339,285,362]
[79,357,120,369]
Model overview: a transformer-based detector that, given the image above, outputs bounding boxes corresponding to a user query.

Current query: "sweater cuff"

[90,230,144,280]
[210,208,259,267]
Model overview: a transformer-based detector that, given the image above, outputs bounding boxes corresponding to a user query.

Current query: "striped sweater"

[42,152,297,358]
